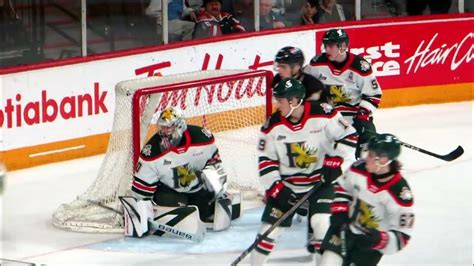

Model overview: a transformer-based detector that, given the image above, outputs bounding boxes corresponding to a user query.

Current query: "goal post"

[52,69,274,233]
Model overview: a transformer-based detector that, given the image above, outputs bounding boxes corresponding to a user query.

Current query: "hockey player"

[272,46,329,102]
[320,133,414,266]
[250,78,358,265]
[122,107,240,241]
[304,28,383,156]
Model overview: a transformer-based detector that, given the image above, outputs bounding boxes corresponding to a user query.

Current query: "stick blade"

[441,146,464,161]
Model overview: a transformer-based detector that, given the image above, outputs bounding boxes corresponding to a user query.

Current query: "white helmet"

[157,107,187,144]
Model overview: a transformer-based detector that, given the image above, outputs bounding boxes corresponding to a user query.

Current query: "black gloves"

[266,181,297,211]
[321,156,343,184]
[352,228,389,250]
[353,107,376,135]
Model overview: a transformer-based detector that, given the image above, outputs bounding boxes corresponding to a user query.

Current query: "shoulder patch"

[141,144,152,156]
[350,54,373,74]
[310,54,329,65]
[388,176,414,207]
[140,134,163,158]
[308,101,336,116]
[188,125,214,144]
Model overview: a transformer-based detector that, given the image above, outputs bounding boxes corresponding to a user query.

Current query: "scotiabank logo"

[1,82,108,129]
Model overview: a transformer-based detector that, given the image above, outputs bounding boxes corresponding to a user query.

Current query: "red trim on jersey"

[277,102,336,132]
[351,167,413,207]
[285,175,321,183]
[259,160,279,169]
[309,53,372,77]
[132,180,156,192]
[330,203,349,213]
[334,185,347,193]
[139,130,214,161]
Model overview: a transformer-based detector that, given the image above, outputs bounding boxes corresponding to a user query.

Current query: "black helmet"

[274,46,305,66]
[367,133,402,160]
[273,78,306,100]
[322,28,349,46]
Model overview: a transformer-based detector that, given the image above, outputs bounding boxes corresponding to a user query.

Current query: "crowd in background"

[0,0,468,67]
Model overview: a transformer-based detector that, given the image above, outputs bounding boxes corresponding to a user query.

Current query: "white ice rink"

[1,101,472,265]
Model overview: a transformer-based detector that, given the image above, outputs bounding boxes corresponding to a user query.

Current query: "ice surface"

[2,101,472,265]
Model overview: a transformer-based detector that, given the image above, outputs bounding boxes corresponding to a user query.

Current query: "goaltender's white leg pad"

[119,196,154,238]
[150,205,206,242]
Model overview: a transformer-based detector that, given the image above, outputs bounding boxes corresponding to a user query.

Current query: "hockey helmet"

[157,107,187,140]
[367,133,401,160]
[274,46,305,66]
[322,28,349,46]
[273,78,306,100]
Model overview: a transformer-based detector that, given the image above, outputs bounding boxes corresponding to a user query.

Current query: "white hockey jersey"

[303,53,382,123]
[132,125,221,200]
[334,160,414,254]
[257,101,358,194]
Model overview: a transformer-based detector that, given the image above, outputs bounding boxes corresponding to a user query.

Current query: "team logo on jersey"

[320,103,333,113]
[174,164,198,187]
[360,60,371,72]
[356,200,381,230]
[141,144,152,156]
[400,187,413,201]
[285,142,318,168]
[328,85,351,104]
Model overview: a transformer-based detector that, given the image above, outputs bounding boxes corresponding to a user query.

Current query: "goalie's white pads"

[119,196,154,238]
[207,190,242,231]
[149,205,206,242]
[201,163,227,197]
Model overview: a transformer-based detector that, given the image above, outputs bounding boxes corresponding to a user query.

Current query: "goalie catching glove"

[201,163,227,197]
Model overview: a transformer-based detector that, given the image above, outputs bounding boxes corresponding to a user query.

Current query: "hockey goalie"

[120,107,241,242]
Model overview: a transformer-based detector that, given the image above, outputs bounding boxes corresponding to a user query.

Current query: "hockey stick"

[364,129,464,162]
[399,142,464,162]
[231,182,323,266]
[87,199,203,242]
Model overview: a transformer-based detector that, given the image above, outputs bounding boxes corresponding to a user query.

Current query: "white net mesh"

[52,69,272,232]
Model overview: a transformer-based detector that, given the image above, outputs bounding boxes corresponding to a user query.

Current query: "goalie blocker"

[120,191,241,241]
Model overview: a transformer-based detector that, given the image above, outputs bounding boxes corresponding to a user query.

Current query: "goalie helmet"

[273,78,306,100]
[157,107,187,143]
[323,28,349,46]
[274,46,305,66]
[367,133,401,160]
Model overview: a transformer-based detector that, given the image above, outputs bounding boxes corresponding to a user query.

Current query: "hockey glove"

[330,201,350,231]
[353,107,376,135]
[352,228,389,251]
[320,156,343,184]
[266,181,297,211]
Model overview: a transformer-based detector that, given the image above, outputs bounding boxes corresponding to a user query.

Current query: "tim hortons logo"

[157,78,266,111]
[404,32,473,74]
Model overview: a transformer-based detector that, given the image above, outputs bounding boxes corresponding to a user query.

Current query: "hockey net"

[52,69,273,233]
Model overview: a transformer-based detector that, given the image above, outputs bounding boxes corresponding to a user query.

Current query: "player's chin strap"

[285,99,303,118]
[374,157,392,174]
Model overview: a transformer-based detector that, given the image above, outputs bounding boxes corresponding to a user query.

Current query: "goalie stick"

[231,182,323,266]
[86,199,204,242]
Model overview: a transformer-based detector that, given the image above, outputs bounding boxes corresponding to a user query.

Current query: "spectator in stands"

[146,0,196,42]
[318,0,352,23]
[238,0,285,31]
[193,0,246,39]
[406,0,452,15]
[300,0,319,25]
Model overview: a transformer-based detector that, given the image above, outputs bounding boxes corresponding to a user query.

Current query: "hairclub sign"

[316,18,473,90]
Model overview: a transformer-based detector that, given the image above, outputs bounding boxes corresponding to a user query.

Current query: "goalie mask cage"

[52,69,274,233]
